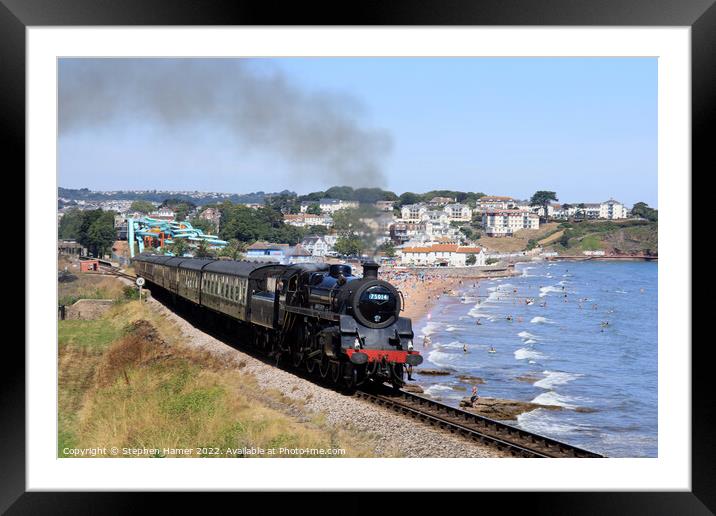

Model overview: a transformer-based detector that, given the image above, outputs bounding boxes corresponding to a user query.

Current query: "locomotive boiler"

[132,255,422,388]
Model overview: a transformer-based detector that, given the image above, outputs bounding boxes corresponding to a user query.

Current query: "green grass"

[58,319,126,352]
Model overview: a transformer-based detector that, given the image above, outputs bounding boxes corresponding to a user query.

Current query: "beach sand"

[380,271,464,321]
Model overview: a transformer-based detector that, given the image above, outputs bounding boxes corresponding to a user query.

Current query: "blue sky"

[59,57,657,207]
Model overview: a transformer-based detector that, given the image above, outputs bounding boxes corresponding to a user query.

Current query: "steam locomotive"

[132,255,422,388]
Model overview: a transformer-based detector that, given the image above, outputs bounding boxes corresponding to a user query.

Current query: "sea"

[413,260,658,458]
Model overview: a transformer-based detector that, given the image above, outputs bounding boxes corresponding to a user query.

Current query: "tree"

[58,209,84,240]
[333,234,363,257]
[129,200,155,213]
[190,217,216,235]
[219,239,246,260]
[306,203,322,215]
[631,202,658,222]
[530,191,558,222]
[170,238,188,257]
[379,240,396,257]
[465,253,477,266]
[194,240,215,258]
[76,209,116,257]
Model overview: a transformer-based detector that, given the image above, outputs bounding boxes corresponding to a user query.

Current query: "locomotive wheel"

[344,366,358,390]
[330,361,341,384]
[292,351,303,368]
[319,356,330,379]
[306,357,317,374]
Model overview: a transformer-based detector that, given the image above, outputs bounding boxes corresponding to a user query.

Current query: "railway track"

[91,264,604,458]
[356,388,604,458]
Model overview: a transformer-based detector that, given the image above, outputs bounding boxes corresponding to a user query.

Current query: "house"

[443,203,473,222]
[245,241,317,264]
[398,244,486,267]
[301,235,333,257]
[245,241,290,259]
[283,213,333,228]
[199,207,221,231]
[148,208,176,221]
[300,198,359,214]
[374,200,396,211]
[600,199,627,219]
[400,203,429,223]
[477,196,516,212]
[428,196,455,205]
[482,210,540,237]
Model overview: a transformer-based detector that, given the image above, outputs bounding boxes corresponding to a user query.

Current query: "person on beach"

[470,385,479,407]
[406,364,414,381]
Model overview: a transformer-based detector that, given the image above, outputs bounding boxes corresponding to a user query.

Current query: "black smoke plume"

[59,59,392,187]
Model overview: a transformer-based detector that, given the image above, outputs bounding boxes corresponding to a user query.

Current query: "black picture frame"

[6,0,708,512]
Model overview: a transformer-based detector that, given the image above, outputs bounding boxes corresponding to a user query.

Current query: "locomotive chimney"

[362,261,379,279]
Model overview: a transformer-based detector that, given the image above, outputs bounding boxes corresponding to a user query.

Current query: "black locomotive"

[132,255,422,388]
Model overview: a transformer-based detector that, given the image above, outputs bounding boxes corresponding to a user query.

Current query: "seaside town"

[58,186,657,271]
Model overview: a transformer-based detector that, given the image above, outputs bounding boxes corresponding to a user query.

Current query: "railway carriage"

[132,254,421,388]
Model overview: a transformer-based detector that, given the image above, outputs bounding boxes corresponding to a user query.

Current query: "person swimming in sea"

[506,315,513,321]
[488,346,496,353]
[475,319,482,325]
[463,343,468,353]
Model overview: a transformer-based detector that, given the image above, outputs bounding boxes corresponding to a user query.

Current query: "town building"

[300,198,359,214]
[444,203,473,222]
[400,203,429,223]
[199,207,222,231]
[477,196,517,212]
[483,210,540,237]
[428,196,455,205]
[301,235,332,257]
[374,200,396,212]
[148,208,176,221]
[398,244,486,267]
[283,213,334,228]
[599,199,627,219]
[245,241,317,264]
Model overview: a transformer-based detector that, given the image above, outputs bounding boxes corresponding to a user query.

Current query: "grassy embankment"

[545,219,658,255]
[58,278,383,458]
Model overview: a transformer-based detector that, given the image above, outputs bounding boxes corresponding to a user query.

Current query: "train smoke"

[59,59,392,187]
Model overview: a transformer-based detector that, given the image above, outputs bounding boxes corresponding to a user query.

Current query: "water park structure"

[127,217,228,257]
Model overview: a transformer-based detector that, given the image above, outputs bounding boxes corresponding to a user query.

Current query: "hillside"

[478,223,561,253]
[545,220,657,255]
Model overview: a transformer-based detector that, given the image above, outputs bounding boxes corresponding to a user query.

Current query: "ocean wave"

[421,322,441,337]
[518,331,539,341]
[539,285,562,297]
[427,350,467,370]
[531,391,576,409]
[517,410,579,436]
[530,316,553,324]
[514,348,545,361]
[534,370,583,390]
[445,325,462,332]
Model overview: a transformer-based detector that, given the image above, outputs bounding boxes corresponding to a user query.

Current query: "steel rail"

[356,388,604,458]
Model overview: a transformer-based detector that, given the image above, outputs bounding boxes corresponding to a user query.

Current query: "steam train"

[132,254,422,388]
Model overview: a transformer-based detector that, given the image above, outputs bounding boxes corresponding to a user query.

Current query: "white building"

[444,203,473,222]
[477,196,516,212]
[284,213,334,228]
[300,198,359,214]
[401,202,472,224]
[399,244,486,267]
[599,199,627,219]
[400,203,429,223]
[483,210,540,237]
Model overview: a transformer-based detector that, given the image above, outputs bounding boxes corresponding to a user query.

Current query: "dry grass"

[59,273,127,306]
[58,303,379,458]
[479,223,559,253]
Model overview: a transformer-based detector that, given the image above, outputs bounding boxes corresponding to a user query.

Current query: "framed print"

[6,0,710,512]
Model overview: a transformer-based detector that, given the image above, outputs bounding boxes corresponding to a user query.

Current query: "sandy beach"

[380,269,466,321]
